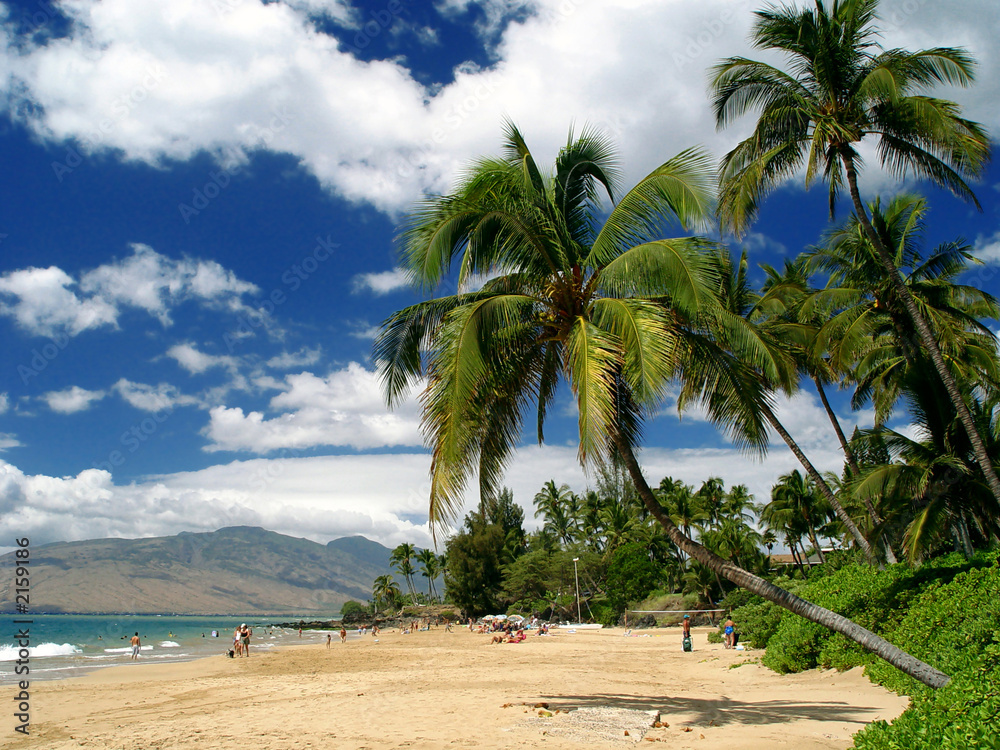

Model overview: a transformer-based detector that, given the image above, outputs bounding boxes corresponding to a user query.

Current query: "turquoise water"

[0,613,343,683]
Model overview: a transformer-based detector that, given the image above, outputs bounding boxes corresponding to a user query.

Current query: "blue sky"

[1,0,999,551]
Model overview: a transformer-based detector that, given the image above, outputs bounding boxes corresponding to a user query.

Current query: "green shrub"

[757,554,983,676]
[741,549,1000,749]
[854,658,1000,749]
[340,600,366,616]
[707,630,723,644]
[719,587,756,613]
[730,597,781,649]
[867,560,1000,696]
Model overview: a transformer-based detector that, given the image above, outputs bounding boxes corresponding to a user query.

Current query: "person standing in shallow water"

[130,632,141,660]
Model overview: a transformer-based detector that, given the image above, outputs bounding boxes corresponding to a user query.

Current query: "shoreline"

[3,626,909,749]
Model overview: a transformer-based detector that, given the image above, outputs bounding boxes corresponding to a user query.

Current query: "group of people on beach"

[232,624,251,657]
[679,614,738,650]
[325,627,349,648]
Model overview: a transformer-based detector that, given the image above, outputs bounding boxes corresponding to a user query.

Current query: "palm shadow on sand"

[535,692,883,727]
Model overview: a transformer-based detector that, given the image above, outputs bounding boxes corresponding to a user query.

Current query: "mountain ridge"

[0,526,415,615]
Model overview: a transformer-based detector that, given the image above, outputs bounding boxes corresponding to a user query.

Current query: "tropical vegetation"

[362,0,998,743]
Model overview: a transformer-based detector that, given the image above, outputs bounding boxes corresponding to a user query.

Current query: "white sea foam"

[0,642,82,660]
[103,645,153,654]
[159,641,181,648]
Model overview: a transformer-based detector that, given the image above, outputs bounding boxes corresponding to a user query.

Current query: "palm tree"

[696,477,727,526]
[658,479,706,557]
[375,123,949,687]
[390,543,418,600]
[851,374,1000,561]
[757,255,895,562]
[710,0,999,506]
[372,574,401,616]
[767,470,832,563]
[721,483,756,524]
[714,248,874,557]
[597,500,642,554]
[533,480,580,545]
[759,257,864,478]
[809,193,1000,425]
[416,548,441,600]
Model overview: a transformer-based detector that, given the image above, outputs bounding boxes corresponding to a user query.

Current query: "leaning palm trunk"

[814,377,867,483]
[613,432,950,689]
[813,378,897,565]
[842,156,1000,509]
[762,403,875,562]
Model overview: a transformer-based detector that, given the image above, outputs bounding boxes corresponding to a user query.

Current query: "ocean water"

[0,613,344,684]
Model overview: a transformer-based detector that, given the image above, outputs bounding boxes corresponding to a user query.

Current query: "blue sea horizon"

[0,612,346,684]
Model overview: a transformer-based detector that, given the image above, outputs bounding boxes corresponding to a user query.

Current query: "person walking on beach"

[724,617,736,649]
[234,626,243,657]
[340,626,347,644]
[130,632,141,660]
[681,615,692,652]
[326,633,332,649]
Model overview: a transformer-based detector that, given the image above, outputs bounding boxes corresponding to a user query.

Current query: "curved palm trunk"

[813,377,861,479]
[613,431,950,689]
[814,378,898,564]
[803,514,826,565]
[762,403,875,562]
[789,541,807,577]
[841,155,1000,510]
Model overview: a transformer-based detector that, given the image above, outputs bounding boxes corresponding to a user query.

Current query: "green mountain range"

[0,526,414,615]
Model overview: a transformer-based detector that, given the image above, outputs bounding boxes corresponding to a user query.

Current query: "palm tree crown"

[711,0,989,233]
[375,121,750,529]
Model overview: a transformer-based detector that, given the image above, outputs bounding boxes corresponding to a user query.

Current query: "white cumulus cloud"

[0,245,259,338]
[202,362,423,452]
[113,378,200,412]
[4,0,993,216]
[42,386,107,414]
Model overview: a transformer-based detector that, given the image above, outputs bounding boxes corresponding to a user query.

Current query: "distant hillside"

[0,527,421,615]
[327,535,393,570]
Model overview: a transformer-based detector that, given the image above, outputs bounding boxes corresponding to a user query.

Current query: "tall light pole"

[572,557,581,624]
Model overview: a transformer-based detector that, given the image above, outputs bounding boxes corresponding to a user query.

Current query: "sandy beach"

[3,626,907,750]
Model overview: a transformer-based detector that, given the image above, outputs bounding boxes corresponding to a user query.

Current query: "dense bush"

[758,553,979,674]
[729,596,781,649]
[729,575,801,649]
[731,550,1000,748]
[854,559,1000,748]
[718,587,756,613]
